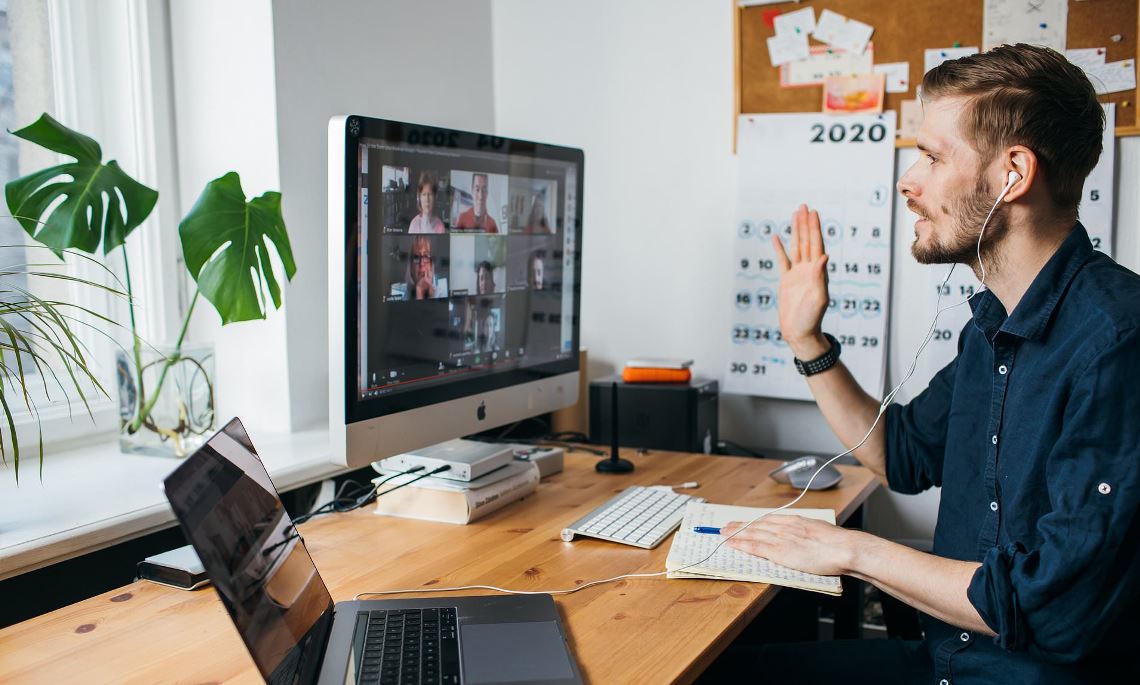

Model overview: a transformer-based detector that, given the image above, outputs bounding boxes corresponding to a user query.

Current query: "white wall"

[168,0,496,434]
[492,0,1140,540]
[270,0,497,430]
[169,0,291,432]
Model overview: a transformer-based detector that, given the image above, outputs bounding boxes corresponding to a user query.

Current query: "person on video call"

[523,193,553,234]
[527,251,545,290]
[402,236,446,300]
[700,45,1140,685]
[408,171,445,234]
[478,305,498,352]
[476,260,497,295]
[454,173,499,232]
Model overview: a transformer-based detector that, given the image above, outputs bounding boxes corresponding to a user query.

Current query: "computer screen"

[328,117,583,467]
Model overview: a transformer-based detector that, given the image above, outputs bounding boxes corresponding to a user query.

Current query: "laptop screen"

[164,418,334,684]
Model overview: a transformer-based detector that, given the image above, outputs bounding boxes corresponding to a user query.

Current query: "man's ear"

[1002,145,1037,202]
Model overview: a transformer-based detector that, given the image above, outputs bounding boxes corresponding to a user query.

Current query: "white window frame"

[5,0,187,451]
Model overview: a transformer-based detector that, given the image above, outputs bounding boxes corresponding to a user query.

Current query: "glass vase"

[116,343,216,458]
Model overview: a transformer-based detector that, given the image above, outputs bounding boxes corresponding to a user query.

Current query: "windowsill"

[0,426,339,581]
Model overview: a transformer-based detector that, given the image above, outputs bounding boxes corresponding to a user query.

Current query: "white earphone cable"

[355,178,1014,601]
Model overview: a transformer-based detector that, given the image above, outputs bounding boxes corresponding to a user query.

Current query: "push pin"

[1111,34,1123,43]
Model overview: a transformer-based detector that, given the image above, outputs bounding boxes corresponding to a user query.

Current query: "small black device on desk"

[589,376,718,454]
[137,545,210,590]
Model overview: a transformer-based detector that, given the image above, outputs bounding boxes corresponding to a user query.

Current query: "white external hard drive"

[376,439,514,481]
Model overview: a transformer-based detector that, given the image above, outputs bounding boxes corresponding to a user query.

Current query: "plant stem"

[120,248,147,432]
[128,288,200,433]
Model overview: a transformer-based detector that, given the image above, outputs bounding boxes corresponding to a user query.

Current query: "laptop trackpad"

[461,621,575,684]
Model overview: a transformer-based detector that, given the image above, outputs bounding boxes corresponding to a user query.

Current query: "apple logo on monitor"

[477,401,487,421]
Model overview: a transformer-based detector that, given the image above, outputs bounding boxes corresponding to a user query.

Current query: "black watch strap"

[793,333,841,376]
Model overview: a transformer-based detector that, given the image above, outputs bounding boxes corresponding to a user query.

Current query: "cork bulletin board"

[733,0,1140,146]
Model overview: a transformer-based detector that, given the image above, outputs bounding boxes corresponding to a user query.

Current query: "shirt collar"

[969,222,1093,342]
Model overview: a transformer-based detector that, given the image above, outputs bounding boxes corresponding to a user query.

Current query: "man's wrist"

[789,332,831,363]
[842,529,879,577]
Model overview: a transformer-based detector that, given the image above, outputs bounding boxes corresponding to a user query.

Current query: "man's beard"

[910,177,1009,269]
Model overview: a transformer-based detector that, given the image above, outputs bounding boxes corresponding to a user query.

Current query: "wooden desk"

[0,450,878,684]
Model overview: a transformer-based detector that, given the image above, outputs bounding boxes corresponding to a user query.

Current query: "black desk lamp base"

[596,455,635,473]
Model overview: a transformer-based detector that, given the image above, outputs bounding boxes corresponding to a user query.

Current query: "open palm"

[774,205,830,356]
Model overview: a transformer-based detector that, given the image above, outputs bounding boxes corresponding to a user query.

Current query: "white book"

[373,461,540,524]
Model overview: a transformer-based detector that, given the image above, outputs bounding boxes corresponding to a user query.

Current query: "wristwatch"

[793,333,841,376]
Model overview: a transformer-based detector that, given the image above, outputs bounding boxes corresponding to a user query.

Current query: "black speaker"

[589,376,719,454]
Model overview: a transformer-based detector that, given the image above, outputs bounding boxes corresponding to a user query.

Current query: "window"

[1,0,187,452]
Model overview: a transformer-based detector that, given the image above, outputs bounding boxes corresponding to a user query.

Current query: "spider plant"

[0,243,126,481]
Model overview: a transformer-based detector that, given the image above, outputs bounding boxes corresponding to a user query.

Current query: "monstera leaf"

[179,172,296,324]
[5,113,158,255]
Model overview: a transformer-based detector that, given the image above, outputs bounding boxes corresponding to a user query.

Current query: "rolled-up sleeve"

[885,353,958,495]
[967,328,1140,662]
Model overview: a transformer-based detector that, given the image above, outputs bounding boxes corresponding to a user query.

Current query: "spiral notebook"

[665,502,843,596]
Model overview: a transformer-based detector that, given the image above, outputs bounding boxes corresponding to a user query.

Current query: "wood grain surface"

[0,449,879,684]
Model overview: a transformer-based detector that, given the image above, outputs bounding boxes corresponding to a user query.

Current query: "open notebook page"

[665,502,842,596]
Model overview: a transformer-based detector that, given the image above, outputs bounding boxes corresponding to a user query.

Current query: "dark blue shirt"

[885,224,1140,684]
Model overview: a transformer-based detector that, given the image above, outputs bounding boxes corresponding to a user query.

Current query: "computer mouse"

[768,456,843,490]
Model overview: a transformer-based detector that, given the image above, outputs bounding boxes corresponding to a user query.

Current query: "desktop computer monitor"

[328,115,583,468]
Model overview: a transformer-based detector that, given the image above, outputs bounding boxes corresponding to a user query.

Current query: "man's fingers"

[808,209,824,260]
[772,236,792,273]
[790,205,803,263]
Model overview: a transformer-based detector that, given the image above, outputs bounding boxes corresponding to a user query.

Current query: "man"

[704,44,1140,683]
[527,250,545,290]
[454,173,500,232]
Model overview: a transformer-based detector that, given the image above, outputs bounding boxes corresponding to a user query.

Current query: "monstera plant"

[5,113,296,461]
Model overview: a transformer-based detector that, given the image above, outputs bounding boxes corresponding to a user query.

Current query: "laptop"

[164,417,582,685]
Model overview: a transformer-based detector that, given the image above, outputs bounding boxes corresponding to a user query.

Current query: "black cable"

[292,466,426,525]
[715,439,766,459]
[375,465,452,498]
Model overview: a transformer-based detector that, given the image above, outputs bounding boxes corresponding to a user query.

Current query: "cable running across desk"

[358,230,991,600]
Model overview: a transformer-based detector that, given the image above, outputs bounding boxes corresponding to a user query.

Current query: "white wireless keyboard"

[560,486,704,549]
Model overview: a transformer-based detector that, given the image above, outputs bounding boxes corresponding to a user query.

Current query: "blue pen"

[692,526,721,535]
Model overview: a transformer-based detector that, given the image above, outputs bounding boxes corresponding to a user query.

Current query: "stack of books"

[622,357,693,384]
[372,459,540,524]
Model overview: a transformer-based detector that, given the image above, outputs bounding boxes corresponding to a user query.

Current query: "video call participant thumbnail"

[449,235,507,296]
[507,177,558,235]
[452,171,502,233]
[476,296,504,355]
[506,236,561,292]
[408,171,446,234]
[386,234,450,301]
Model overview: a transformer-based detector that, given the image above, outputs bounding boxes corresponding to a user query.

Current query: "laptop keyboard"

[357,608,460,684]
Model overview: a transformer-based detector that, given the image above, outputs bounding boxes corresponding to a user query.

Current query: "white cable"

[355,192,1008,602]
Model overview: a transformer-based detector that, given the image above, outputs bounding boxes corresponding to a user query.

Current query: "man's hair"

[476,260,494,276]
[921,43,1104,212]
[471,172,488,188]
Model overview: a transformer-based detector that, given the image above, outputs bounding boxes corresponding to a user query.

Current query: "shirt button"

[1099,482,1112,495]
[991,435,998,445]
[990,501,999,511]
[940,680,950,685]
[998,364,1008,375]
[960,632,970,642]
